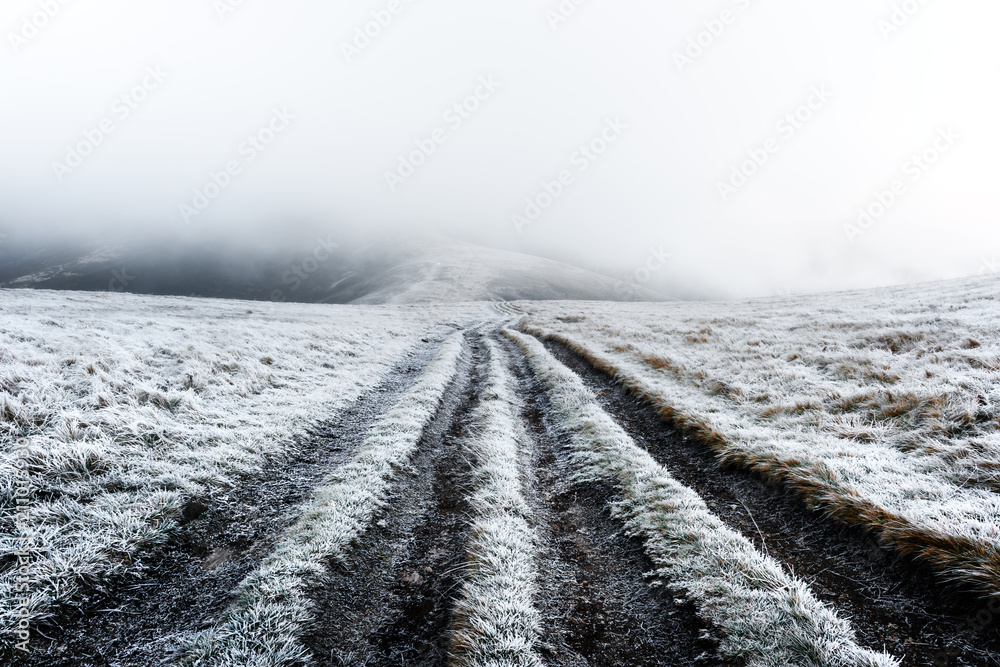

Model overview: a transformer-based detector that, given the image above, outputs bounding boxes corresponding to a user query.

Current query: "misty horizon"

[2,1,999,299]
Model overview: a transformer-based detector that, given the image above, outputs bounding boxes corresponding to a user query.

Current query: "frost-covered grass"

[0,289,487,649]
[449,339,542,667]
[178,333,465,666]
[507,328,898,667]
[517,275,1000,599]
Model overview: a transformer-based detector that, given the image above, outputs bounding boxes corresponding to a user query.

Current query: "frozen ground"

[518,274,1000,601]
[2,278,999,666]
[0,289,490,645]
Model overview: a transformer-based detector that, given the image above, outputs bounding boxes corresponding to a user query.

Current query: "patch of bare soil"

[299,332,484,666]
[496,335,734,667]
[10,337,445,667]
[539,335,1000,667]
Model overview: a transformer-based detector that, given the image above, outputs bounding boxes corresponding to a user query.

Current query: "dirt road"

[15,318,999,667]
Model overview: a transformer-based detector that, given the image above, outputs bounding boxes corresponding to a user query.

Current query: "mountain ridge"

[0,234,669,304]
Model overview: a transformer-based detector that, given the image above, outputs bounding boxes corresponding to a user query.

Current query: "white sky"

[1,0,998,298]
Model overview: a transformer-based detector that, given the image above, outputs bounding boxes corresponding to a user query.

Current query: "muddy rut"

[16,321,999,667]
[496,334,730,667]
[300,330,730,665]
[14,337,445,667]
[299,331,483,665]
[538,335,1000,667]
[292,327,732,665]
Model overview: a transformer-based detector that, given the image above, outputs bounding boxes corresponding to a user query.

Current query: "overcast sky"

[2,0,998,298]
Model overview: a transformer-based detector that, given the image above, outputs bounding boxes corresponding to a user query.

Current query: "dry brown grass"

[521,322,1000,603]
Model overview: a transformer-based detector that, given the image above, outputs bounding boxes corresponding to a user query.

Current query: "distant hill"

[0,234,666,304]
[345,237,665,303]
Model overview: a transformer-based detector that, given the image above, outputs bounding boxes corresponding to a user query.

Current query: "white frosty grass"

[518,276,1000,597]
[506,329,897,667]
[0,289,487,648]
[449,339,542,667]
[179,333,465,667]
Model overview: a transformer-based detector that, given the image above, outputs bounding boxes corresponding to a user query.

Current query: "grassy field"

[2,280,999,666]
[518,274,1000,602]
[0,290,488,651]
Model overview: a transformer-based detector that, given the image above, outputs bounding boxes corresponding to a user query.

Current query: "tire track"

[16,337,446,667]
[496,335,729,667]
[539,335,1000,667]
[300,332,485,666]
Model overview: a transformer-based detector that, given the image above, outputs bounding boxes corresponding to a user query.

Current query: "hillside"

[346,236,664,304]
[0,235,664,305]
